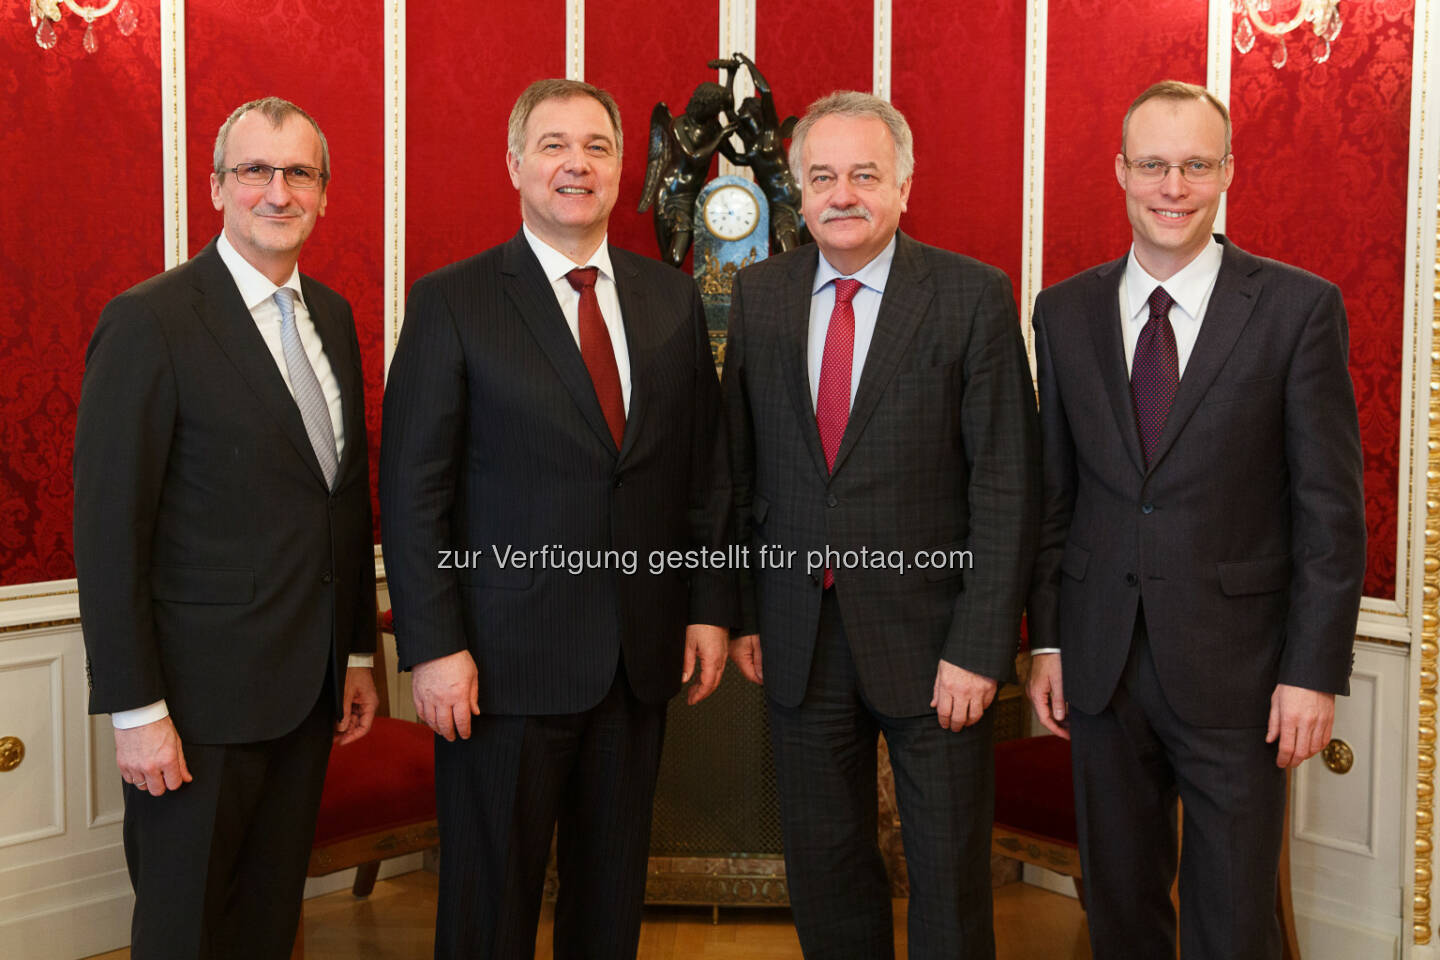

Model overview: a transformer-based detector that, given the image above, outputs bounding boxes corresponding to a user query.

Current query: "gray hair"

[788,90,915,185]
[507,78,624,160]
[1122,80,1232,157]
[213,97,330,180]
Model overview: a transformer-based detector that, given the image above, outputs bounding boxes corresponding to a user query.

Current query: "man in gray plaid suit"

[722,90,1039,960]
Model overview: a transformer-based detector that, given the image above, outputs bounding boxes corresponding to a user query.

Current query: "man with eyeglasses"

[74,96,377,958]
[1026,80,1365,959]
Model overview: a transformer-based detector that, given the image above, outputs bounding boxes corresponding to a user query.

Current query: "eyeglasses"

[221,163,328,189]
[1122,156,1229,183]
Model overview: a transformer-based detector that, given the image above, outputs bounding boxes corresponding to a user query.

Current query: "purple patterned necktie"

[1131,285,1178,467]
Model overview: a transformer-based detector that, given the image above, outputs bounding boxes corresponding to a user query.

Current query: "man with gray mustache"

[722,90,1039,959]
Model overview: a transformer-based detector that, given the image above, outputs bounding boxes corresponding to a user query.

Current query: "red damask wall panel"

[186,0,386,538]
[0,15,162,584]
[587,0,718,262]
[1228,1,1413,599]
[892,1,1026,296]
[406,2,565,288]
[1042,0,1207,286]
[757,0,872,128]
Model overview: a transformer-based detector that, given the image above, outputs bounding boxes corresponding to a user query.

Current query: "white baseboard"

[1021,862,1078,898]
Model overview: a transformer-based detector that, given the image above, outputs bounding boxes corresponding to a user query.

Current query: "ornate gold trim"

[1416,188,1439,946]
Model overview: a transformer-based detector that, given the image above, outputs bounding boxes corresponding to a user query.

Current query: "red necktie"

[815,277,862,588]
[1131,285,1178,466]
[566,267,625,449]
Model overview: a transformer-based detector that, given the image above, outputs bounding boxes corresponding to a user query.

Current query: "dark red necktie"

[566,267,625,449]
[1131,285,1178,466]
[815,277,862,588]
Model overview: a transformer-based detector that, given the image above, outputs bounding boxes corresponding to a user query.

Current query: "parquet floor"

[88,871,1092,959]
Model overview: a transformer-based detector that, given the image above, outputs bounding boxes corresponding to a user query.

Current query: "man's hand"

[729,633,763,685]
[115,716,192,797]
[931,659,998,732]
[682,624,728,705]
[412,649,481,742]
[1026,652,1070,739]
[1266,683,1335,768]
[335,666,380,746]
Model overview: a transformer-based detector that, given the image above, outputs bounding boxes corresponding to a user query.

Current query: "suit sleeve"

[74,295,177,715]
[379,276,470,670]
[1026,296,1076,654]
[721,273,759,636]
[943,270,1041,679]
[1278,282,1365,694]
[684,280,738,627]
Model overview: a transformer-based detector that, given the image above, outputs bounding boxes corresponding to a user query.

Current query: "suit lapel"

[501,232,619,456]
[1086,256,1147,476]
[611,250,648,464]
[830,233,931,476]
[190,242,331,486]
[1144,239,1262,472]
[778,246,830,481]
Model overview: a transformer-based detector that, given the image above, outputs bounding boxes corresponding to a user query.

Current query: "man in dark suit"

[74,97,378,959]
[379,78,732,959]
[1026,81,1366,959]
[723,91,1039,960]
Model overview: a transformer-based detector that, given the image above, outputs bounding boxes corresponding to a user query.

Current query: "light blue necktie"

[274,288,339,488]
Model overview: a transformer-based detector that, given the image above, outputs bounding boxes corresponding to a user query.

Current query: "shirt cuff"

[112,700,169,729]
[347,654,374,668]
[1028,648,1061,656]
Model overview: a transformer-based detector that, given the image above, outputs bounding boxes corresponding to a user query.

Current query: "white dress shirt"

[112,232,368,730]
[522,224,632,413]
[806,235,898,409]
[1031,238,1223,659]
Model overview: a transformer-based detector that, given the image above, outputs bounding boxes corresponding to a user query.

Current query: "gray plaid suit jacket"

[723,231,1040,717]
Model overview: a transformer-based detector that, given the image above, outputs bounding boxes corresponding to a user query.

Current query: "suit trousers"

[1068,610,1286,960]
[122,675,335,960]
[432,660,666,960]
[767,590,996,960]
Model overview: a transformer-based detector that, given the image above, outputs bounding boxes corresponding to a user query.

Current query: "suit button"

[1141,502,1154,515]
[614,476,624,489]
[826,494,838,508]
[1124,573,1138,586]
[321,572,333,584]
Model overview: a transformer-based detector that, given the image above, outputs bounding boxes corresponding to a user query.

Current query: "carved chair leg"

[352,861,381,897]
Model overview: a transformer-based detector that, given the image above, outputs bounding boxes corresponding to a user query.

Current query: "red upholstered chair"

[991,734,1301,960]
[293,609,438,958]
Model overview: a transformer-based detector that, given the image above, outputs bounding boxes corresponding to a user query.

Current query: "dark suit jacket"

[724,232,1040,717]
[1028,236,1366,728]
[74,239,377,745]
[379,231,732,713]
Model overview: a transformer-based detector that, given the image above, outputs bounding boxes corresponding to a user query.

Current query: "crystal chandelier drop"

[29,0,139,54]
[1233,0,1342,69]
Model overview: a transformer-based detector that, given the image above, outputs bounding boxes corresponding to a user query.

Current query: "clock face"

[703,184,760,241]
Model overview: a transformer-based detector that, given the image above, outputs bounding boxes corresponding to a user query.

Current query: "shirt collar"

[812,233,898,296]
[217,230,304,312]
[1123,236,1223,323]
[522,223,615,285]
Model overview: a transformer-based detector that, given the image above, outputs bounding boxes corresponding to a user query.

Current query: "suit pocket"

[922,539,968,582]
[458,564,534,591]
[150,564,254,604]
[1217,554,1291,596]
[1202,376,1279,406]
[1060,542,1090,581]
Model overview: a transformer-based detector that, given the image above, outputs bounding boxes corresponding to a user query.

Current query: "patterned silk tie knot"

[566,266,625,449]
[815,277,862,589]
[274,288,339,489]
[1130,285,1179,468]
